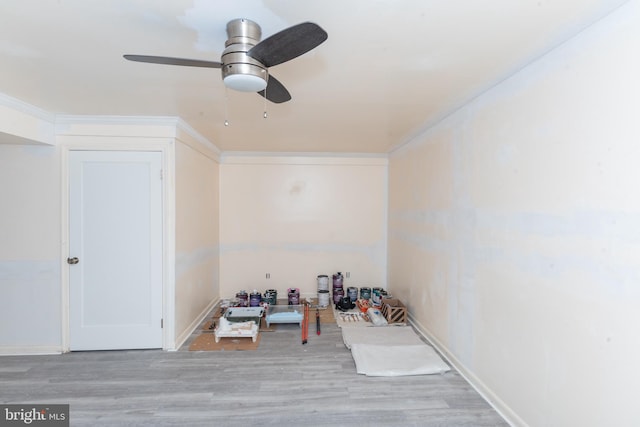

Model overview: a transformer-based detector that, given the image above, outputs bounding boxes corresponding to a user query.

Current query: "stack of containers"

[332,272,344,305]
[317,275,330,307]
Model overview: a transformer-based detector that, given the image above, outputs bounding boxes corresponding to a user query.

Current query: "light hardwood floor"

[1,312,508,426]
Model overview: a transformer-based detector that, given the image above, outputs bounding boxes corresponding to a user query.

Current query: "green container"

[263,289,277,305]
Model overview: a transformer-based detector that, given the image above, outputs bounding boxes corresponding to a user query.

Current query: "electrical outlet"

[346,272,350,278]
[266,273,270,279]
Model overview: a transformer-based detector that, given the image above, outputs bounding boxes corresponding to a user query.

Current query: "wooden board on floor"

[316,306,335,324]
[201,320,217,333]
[188,332,261,351]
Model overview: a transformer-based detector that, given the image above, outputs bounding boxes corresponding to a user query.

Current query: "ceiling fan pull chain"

[263,86,268,119]
[224,87,230,127]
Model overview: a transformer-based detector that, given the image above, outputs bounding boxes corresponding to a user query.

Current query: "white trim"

[55,115,221,159]
[222,151,388,158]
[175,118,221,160]
[409,314,525,427]
[221,152,388,166]
[0,92,56,123]
[55,114,182,128]
[0,346,62,356]
[55,115,182,140]
[0,93,56,145]
[161,144,177,350]
[60,146,70,351]
[174,130,220,163]
[57,135,175,148]
[172,297,219,351]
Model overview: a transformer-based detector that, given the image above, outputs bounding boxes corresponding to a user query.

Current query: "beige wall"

[174,139,219,345]
[388,2,640,426]
[0,144,61,351]
[219,155,387,300]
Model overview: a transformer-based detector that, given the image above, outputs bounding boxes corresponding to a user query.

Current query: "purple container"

[236,290,248,307]
[288,288,300,305]
[332,272,344,291]
[249,291,262,307]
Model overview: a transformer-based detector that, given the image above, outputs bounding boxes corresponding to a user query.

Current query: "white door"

[69,151,163,350]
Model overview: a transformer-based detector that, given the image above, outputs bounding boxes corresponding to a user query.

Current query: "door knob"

[67,257,79,265]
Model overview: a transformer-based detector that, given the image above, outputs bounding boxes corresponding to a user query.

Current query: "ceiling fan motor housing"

[221,18,268,91]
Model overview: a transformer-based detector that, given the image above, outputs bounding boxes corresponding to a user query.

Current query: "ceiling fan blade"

[258,74,291,103]
[247,22,328,68]
[123,54,222,68]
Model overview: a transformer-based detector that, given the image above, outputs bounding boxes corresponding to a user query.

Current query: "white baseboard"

[172,298,219,351]
[408,314,527,427]
[0,346,63,356]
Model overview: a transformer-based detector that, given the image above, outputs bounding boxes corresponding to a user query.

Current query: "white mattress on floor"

[341,325,451,377]
[351,344,451,377]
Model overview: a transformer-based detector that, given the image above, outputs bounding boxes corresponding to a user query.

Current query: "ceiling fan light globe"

[223,74,268,92]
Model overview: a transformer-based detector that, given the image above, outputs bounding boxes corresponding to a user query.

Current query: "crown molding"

[0,92,57,123]
[54,115,221,158]
[220,151,388,165]
[0,93,56,145]
[174,117,221,161]
[55,114,181,133]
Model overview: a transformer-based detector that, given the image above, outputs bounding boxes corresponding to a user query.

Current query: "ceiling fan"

[124,18,328,104]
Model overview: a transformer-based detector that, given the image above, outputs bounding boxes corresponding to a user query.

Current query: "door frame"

[60,137,176,351]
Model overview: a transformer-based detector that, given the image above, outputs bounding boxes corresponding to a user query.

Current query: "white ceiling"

[0,0,628,153]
